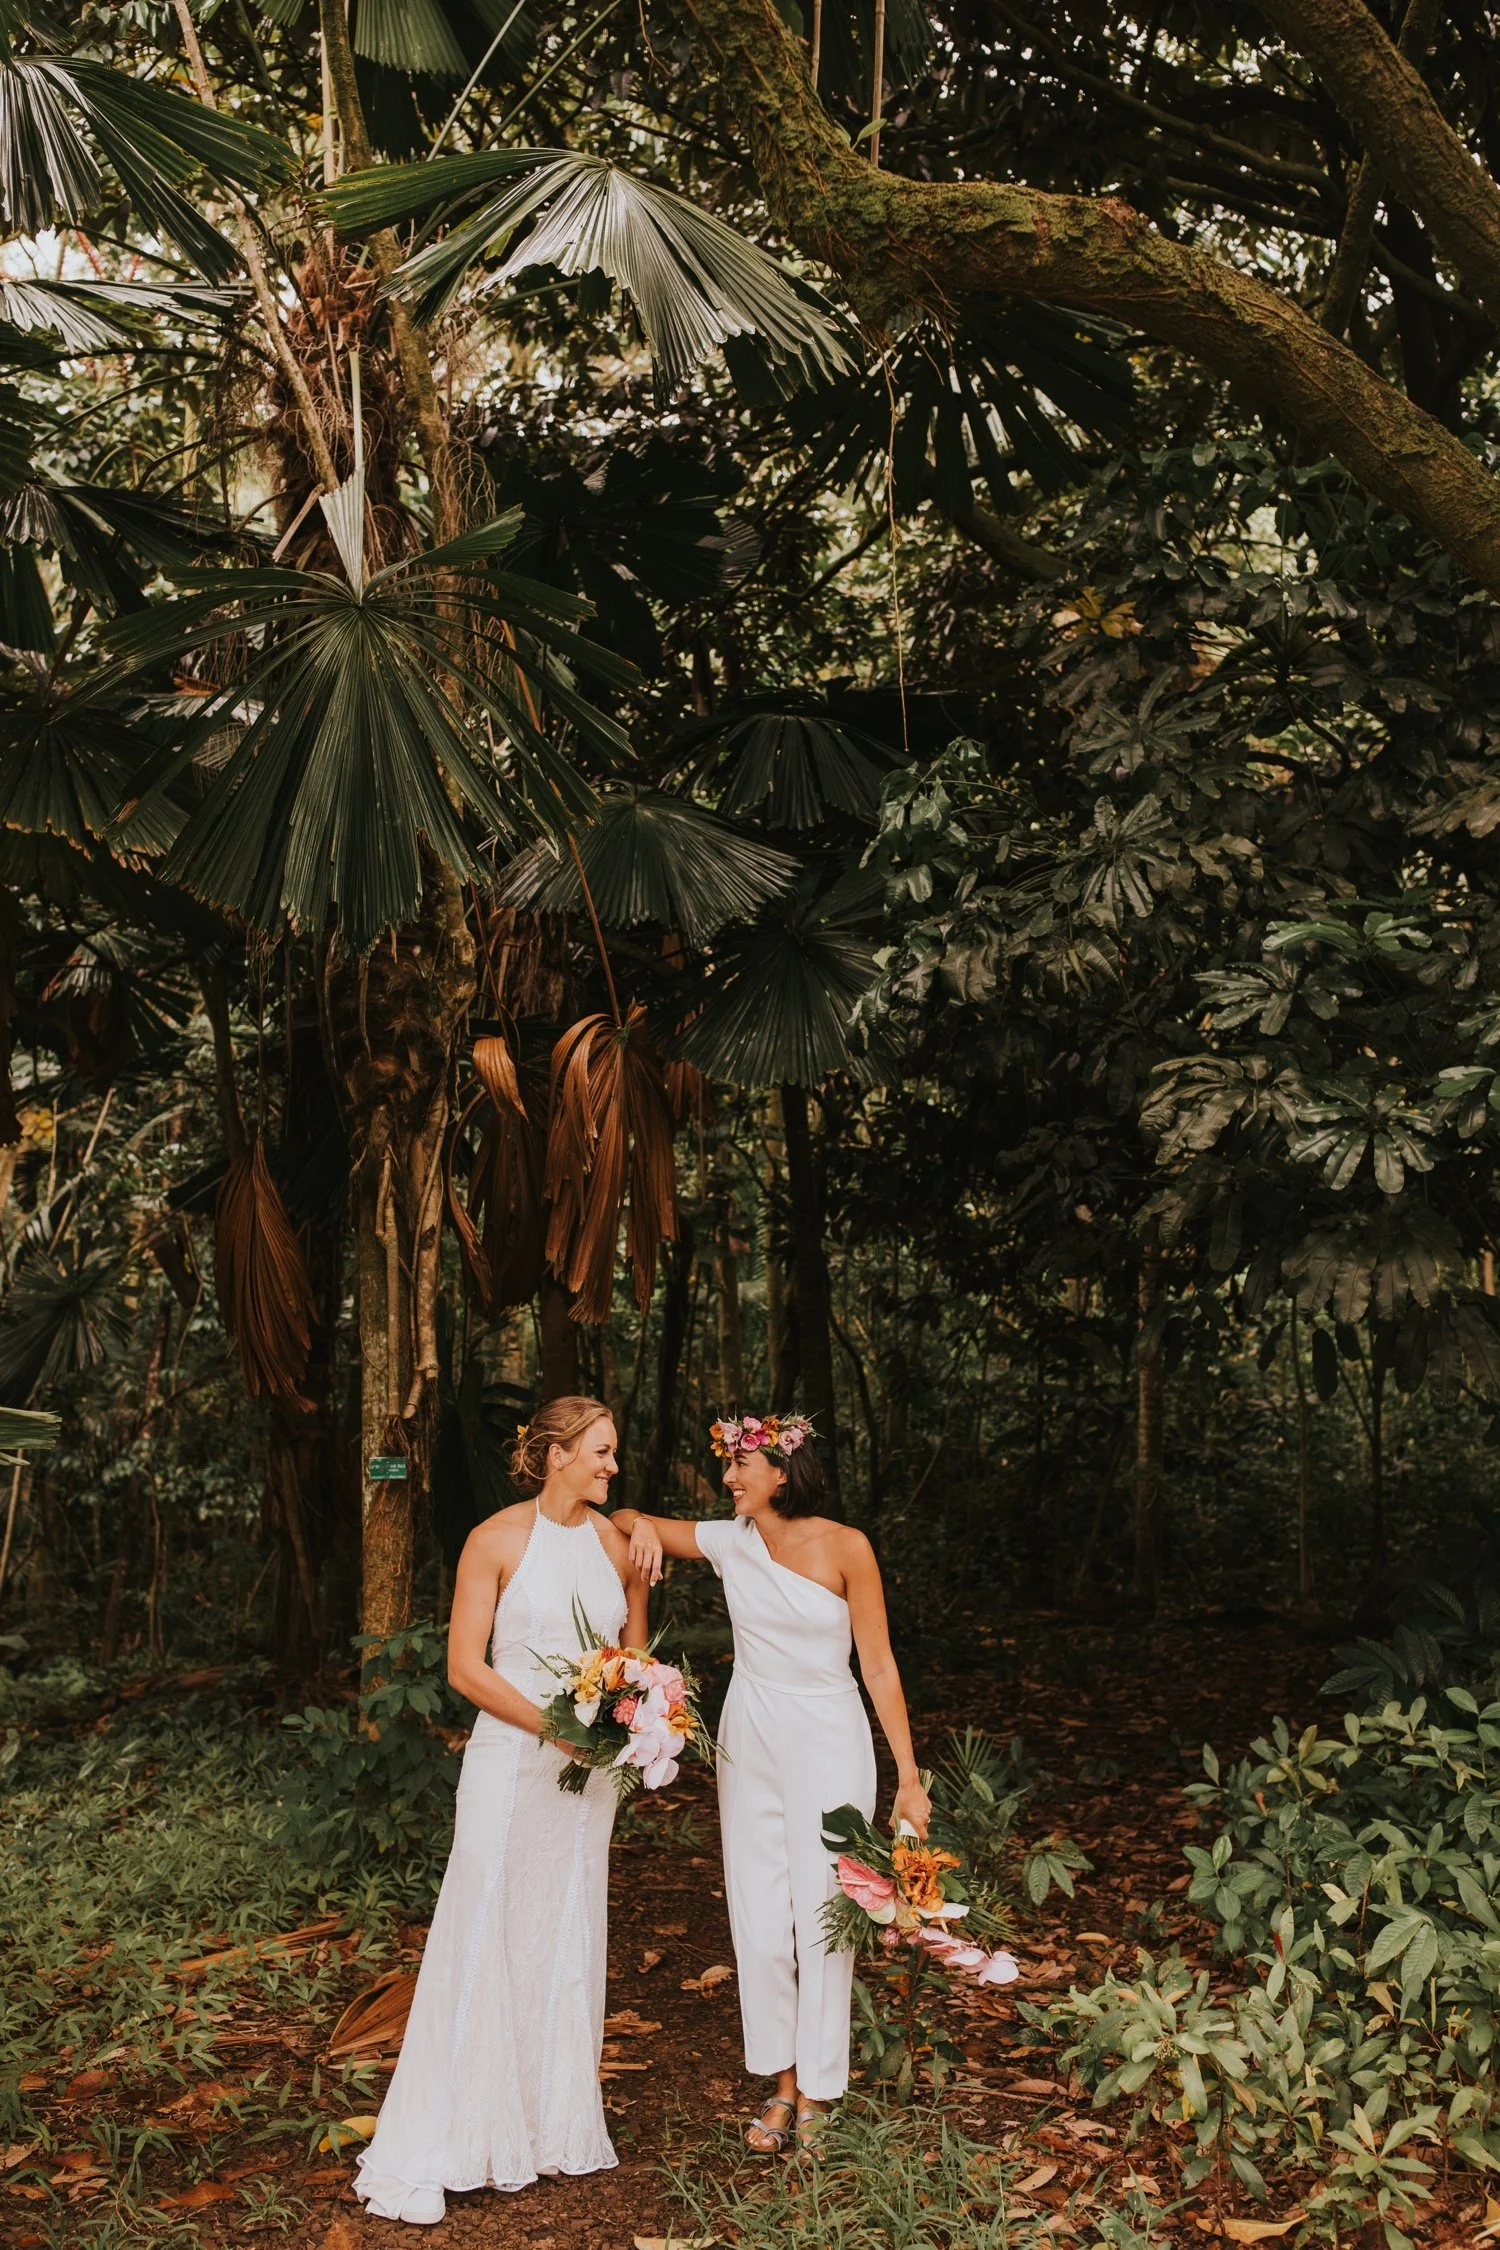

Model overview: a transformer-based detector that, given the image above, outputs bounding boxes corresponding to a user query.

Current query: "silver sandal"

[745,2094,796,2155]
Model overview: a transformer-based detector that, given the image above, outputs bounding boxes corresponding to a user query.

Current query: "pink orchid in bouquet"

[821,1809,1020,1990]
[537,1611,713,1798]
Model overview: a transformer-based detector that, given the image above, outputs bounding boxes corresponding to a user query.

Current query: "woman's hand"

[892,1777,932,1839]
[629,1516,664,1587]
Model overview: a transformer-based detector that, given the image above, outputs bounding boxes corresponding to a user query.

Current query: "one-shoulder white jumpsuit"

[695,1515,877,2101]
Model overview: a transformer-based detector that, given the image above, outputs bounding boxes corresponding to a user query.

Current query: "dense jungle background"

[11,0,1500,2242]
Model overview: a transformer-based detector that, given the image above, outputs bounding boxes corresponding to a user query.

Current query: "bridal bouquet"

[820,1803,1020,1987]
[537,1610,713,1797]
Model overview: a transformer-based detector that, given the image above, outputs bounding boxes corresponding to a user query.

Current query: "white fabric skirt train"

[355,1508,626,2223]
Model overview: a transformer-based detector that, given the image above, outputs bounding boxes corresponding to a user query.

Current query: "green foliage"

[280,1622,458,1886]
[667,2096,1082,2249]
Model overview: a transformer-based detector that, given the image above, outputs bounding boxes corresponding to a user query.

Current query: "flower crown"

[708,1412,814,1462]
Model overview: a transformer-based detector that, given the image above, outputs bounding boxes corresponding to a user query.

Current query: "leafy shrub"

[280,1622,458,1896]
[1036,1692,1500,2238]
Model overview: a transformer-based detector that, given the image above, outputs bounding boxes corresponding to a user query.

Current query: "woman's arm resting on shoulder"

[609,1508,705,1586]
[446,1525,547,1735]
[845,1531,932,1839]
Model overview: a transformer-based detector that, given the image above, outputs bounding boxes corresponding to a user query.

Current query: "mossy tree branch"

[675,0,1500,595]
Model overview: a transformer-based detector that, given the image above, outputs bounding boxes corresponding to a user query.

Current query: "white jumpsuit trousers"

[696,1515,878,2102]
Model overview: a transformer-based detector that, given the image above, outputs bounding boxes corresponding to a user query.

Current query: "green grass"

[665,2099,1147,2250]
[0,1677,428,2239]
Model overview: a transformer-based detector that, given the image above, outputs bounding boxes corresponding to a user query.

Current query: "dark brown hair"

[768,1442,828,1518]
[509,1395,612,1494]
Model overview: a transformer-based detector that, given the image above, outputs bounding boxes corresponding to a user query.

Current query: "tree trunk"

[779,1083,840,1505]
[539,1278,581,1400]
[1290,1302,1314,1606]
[1132,1246,1166,1606]
[641,1222,695,1502]
[336,872,474,1649]
[716,1195,744,1409]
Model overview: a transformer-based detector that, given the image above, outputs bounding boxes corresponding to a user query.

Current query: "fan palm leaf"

[0,1248,130,1403]
[327,148,854,391]
[500,789,798,948]
[0,55,290,281]
[0,1403,59,1451]
[672,702,898,829]
[103,512,631,950]
[679,872,881,1088]
[545,1004,678,1321]
[0,683,180,850]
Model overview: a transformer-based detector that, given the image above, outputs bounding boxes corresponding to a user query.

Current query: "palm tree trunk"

[779,1083,840,1504]
[1290,1301,1314,1606]
[1132,1245,1166,1606]
[539,1278,581,1399]
[339,874,474,1647]
[716,1195,744,1408]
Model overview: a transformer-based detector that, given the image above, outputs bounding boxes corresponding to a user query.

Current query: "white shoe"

[360,2182,446,2225]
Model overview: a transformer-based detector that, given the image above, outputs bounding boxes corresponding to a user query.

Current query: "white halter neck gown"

[356,1504,627,2224]
[696,1514,877,2101]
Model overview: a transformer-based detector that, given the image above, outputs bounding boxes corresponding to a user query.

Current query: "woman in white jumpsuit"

[614,1414,930,2152]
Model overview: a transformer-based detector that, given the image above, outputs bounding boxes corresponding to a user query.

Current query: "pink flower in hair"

[739,1415,766,1451]
[778,1422,806,1452]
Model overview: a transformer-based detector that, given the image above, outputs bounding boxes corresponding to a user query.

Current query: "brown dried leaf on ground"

[326,1968,416,2059]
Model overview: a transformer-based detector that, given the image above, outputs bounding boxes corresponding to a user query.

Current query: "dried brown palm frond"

[665,1059,715,1127]
[448,1033,547,1315]
[214,1139,316,1400]
[474,905,573,1022]
[326,1968,417,2061]
[545,1004,679,1323]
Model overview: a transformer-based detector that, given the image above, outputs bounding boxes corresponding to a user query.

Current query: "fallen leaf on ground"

[1010,2077,1063,2094]
[159,2181,237,2209]
[61,2070,113,2100]
[1075,1933,1113,1946]
[604,2011,662,2036]
[633,2236,716,2249]
[638,1950,663,1973]
[1,2145,36,2170]
[327,1970,416,2060]
[16,2075,46,2093]
[1222,2221,1301,2244]
[1015,2163,1059,2193]
[304,2167,349,2187]
[653,1923,687,1936]
[317,2115,379,2155]
[681,1964,733,1993]
[1121,2172,1159,2193]
[600,2061,651,2077]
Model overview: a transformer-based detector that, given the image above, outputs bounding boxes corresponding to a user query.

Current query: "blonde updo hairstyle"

[509,1394,613,1495]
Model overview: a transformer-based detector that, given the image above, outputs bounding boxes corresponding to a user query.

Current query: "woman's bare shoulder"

[588,1505,630,1554]
[463,1502,533,1559]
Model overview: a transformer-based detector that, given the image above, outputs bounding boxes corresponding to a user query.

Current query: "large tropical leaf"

[103,513,629,950]
[0,1403,59,1452]
[0,683,179,849]
[544,1005,678,1321]
[0,56,291,281]
[499,790,800,947]
[0,479,237,617]
[480,433,749,670]
[782,300,1135,517]
[0,276,233,353]
[679,870,881,1087]
[671,699,898,829]
[0,1247,129,1402]
[327,148,855,391]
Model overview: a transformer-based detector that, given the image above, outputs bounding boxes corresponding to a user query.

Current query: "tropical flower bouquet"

[820,1802,1021,1988]
[537,1608,714,1797]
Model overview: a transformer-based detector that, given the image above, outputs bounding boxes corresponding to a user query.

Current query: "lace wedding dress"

[355,1504,628,2224]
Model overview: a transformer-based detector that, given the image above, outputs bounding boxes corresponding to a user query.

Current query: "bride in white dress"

[355,1395,647,2226]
